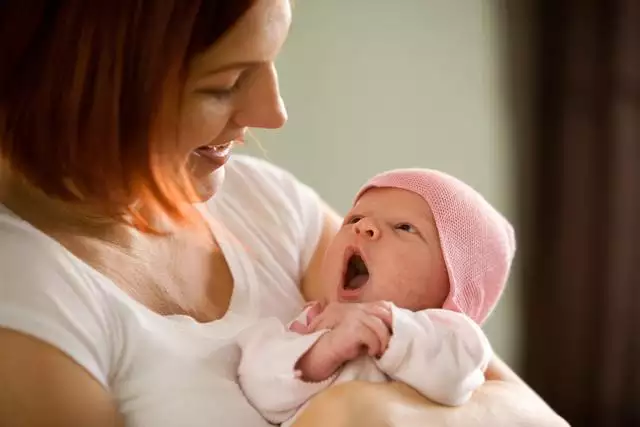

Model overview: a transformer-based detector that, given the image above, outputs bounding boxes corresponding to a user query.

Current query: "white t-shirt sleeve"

[0,223,115,387]
[376,305,492,406]
[237,311,334,424]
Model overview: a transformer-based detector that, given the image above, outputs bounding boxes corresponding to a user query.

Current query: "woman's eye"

[201,85,238,99]
[395,223,417,233]
[198,68,252,100]
[200,78,243,100]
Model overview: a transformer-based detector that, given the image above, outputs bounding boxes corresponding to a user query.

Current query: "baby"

[236,168,516,426]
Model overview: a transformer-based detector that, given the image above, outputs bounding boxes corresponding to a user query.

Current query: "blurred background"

[240,0,640,425]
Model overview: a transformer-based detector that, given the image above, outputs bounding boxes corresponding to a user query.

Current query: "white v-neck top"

[0,155,325,427]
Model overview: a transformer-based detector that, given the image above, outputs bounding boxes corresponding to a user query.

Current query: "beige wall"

[239,0,522,370]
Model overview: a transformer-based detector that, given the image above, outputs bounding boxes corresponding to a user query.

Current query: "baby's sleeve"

[376,305,492,406]
[237,308,336,424]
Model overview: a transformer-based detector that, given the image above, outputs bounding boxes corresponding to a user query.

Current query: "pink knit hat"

[354,169,516,324]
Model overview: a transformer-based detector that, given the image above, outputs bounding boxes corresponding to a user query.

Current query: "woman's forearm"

[293,358,569,427]
[294,380,567,427]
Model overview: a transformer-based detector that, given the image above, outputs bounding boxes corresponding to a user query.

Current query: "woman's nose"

[353,218,381,240]
[233,63,287,129]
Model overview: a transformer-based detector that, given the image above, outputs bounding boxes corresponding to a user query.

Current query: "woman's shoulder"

[0,204,75,273]
[0,204,89,278]
[0,205,117,386]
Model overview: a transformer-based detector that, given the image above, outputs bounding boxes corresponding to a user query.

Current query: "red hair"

[0,0,256,231]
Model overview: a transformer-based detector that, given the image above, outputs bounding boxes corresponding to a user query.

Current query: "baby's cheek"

[376,262,422,303]
[380,257,442,310]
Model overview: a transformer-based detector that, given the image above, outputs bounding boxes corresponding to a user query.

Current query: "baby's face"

[322,187,450,311]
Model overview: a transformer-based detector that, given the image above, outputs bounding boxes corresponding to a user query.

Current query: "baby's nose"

[353,218,381,240]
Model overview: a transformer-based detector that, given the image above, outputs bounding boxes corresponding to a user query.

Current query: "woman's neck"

[0,175,225,317]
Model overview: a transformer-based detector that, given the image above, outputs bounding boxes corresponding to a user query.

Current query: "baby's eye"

[345,216,362,225]
[395,223,418,233]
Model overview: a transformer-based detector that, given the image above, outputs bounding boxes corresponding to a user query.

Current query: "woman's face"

[179,0,291,200]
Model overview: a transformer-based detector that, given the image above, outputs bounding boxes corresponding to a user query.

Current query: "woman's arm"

[0,328,124,427]
[299,203,341,303]
[292,355,569,427]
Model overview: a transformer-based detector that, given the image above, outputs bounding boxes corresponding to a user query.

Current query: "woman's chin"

[190,167,226,203]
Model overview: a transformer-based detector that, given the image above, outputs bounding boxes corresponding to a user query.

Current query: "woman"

[0,0,567,426]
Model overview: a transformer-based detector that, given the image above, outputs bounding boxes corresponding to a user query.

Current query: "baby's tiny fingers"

[356,325,382,357]
[364,304,393,330]
[308,314,336,332]
[305,301,325,324]
[361,315,391,356]
[289,320,309,334]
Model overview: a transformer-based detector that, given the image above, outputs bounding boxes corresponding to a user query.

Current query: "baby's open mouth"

[343,253,370,291]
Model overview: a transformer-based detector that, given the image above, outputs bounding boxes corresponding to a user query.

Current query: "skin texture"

[0,328,125,427]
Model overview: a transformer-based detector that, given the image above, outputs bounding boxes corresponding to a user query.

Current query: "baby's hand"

[289,301,325,334]
[295,302,392,382]
[307,301,392,334]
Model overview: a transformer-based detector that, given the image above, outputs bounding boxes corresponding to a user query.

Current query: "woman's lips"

[191,141,238,171]
[194,140,235,160]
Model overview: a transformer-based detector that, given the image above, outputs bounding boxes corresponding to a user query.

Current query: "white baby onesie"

[237,303,492,427]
